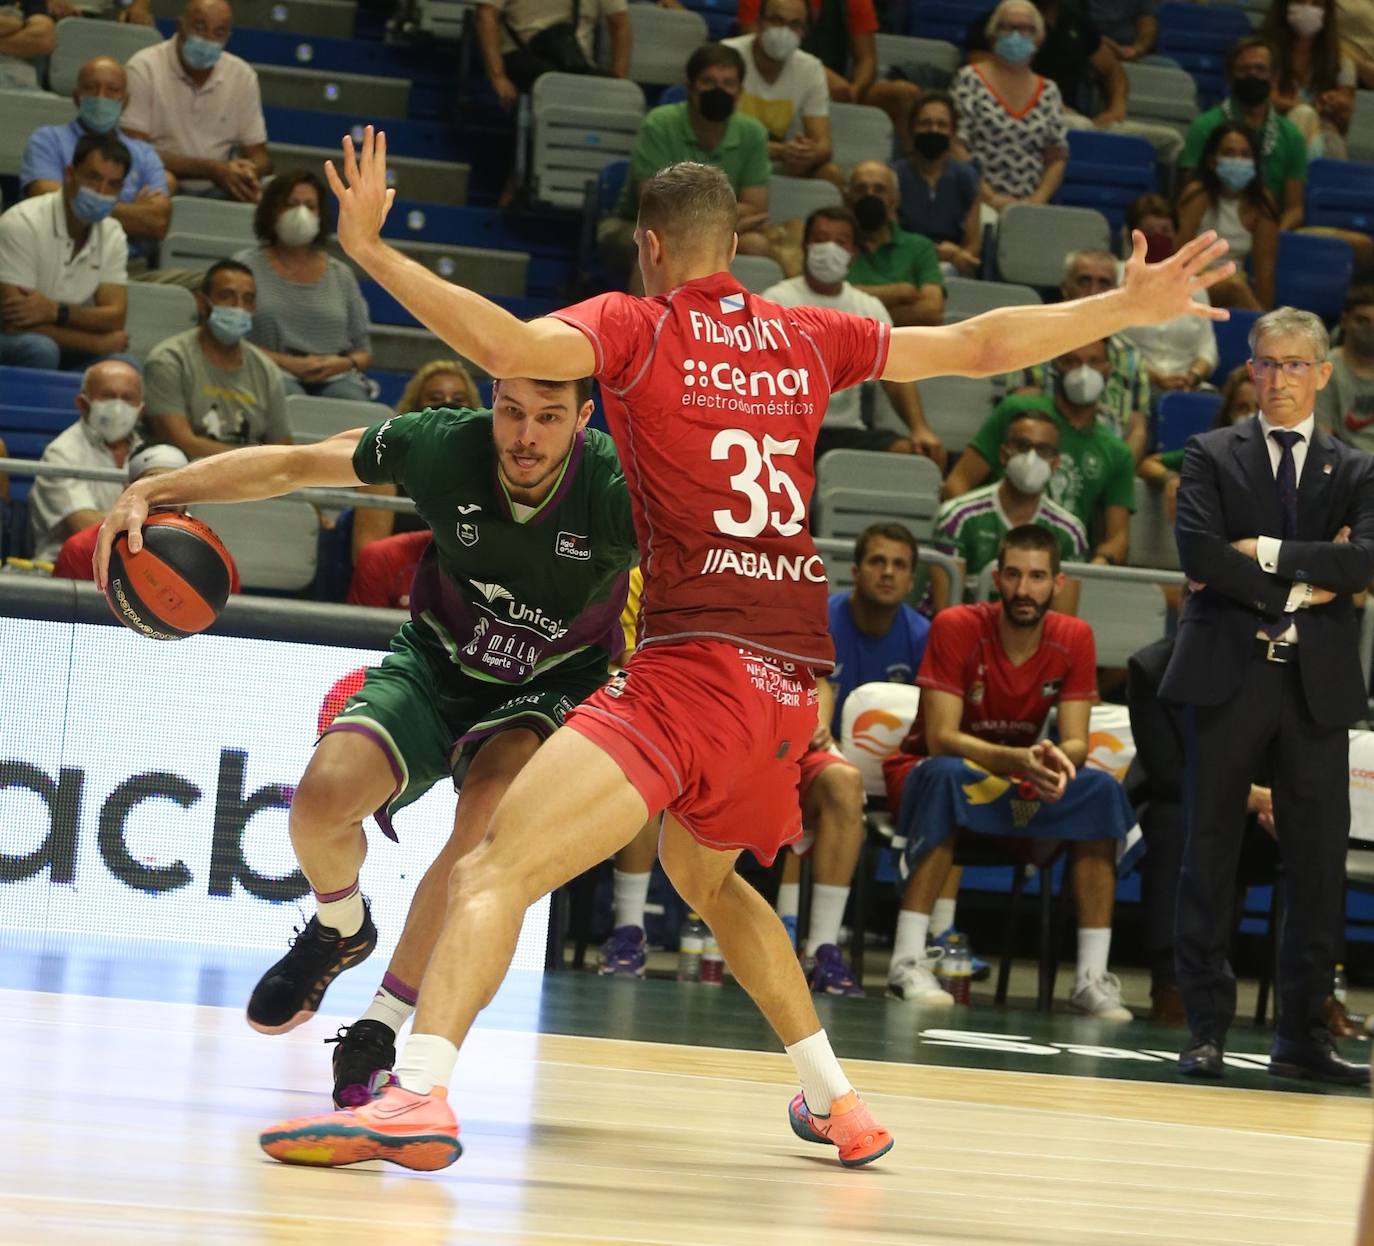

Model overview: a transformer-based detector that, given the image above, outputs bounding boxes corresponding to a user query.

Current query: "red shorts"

[797,745,854,804]
[567,639,819,865]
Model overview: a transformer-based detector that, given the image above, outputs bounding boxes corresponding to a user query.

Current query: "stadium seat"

[993,203,1111,289]
[285,394,391,444]
[159,232,250,271]
[1305,159,1374,235]
[148,0,358,39]
[730,254,785,293]
[907,0,983,45]
[263,107,461,161]
[766,174,842,224]
[49,18,162,95]
[1128,477,1179,571]
[0,404,75,436]
[1058,130,1156,230]
[815,450,943,542]
[191,499,319,593]
[658,84,687,105]
[205,25,421,80]
[1155,2,1250,104]
[912,373,997,453]
[873,33,960,83]
[609,5,708,85]
[1155,390,1221,453]
[827,103,895,168]
[1210,306,1261,384]
[1350,92,1374,163]
[528,73,645,210]
[1274,232,1354,322]
[1122,62,1198,128]
[269,144,471,207]
[0,367,81,410]
[943,277,1041,321]
[255,64,411,120]
[0,90,74,177]
[168,197,257,244]
[125,283,198,360]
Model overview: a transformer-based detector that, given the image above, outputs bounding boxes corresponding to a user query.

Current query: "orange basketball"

[104,513,234,641]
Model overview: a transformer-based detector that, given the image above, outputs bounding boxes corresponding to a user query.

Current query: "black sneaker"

[246,905,378,1034]
[326,1019,398,1108]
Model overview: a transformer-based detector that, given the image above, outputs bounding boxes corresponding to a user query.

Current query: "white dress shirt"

[1253,410,1317,641]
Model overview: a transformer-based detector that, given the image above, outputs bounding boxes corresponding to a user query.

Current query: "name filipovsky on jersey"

[699,547,827,583]
[688,310,792,353]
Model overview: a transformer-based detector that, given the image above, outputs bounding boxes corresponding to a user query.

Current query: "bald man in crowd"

[122,0,271,201]
[843,160,945,327]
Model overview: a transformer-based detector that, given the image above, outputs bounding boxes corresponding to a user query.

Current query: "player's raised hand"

[1121,228,1235,325]
[92,485,151,592]
[324,125,395,260]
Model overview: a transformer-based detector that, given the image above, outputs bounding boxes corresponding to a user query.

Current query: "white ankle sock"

[612,869,652,931]
[931,896,957,938]
[785,1029,852,1117]
[1076,927,1112,984]
[891,910,930,967]
[315,882,364,937]
[361,981,416,1034]
[804,884,851,957]
[776,882,801,920]
[394,1033,459,1095]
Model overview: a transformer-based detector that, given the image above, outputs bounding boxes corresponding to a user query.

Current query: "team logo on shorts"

[556,530,591,560]
[458,521,479,546]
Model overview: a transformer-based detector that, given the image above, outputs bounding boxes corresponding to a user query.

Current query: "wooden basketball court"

[3,981,1369,1245]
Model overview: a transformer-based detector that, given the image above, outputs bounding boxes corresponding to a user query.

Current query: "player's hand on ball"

[325,125,395,260]
[93,485,151,592]
[1122,228,1234,324]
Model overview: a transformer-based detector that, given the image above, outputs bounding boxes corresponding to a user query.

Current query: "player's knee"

[290,749,380,838]
[822,764,865,812]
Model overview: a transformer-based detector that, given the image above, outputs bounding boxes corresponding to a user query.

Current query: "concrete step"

[267,143,469,206]
[151,0,356,38]
[256,64,410,120]
[337,239,528,299]
[368,324,452,375]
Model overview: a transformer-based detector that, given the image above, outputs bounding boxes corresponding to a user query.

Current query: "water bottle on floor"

[677,912,706,982]
[938,932,973,1005]
[700,935,724,986]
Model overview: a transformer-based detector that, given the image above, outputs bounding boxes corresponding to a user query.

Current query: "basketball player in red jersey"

[259,127,1234,1172]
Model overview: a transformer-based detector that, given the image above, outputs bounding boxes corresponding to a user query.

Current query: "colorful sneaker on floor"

[806,944,866,997]
[247,906,379,1034]
[931,927,991,982]
[788,1090,893,1167]
[1069,972,1133,1021]
[598,924,646,978]
[260,1083,462,1170]
[326,1019,398,1108]
[885,954,955,1005]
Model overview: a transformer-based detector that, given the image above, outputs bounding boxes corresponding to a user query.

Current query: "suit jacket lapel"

[1298,427,1336,537]
[1232,419,1283,538]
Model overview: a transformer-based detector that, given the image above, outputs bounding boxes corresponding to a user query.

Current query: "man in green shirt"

[843,159,944,326]
[599,42,773,282]
[93,374,637,1107]
[943,338,1136,565]
[1178,36,1306,231]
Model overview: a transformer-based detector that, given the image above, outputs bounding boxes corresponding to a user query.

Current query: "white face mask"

[806,240,852,285]
[759,25,802,61]
[1061,363,1105,407]
[1004,448,1053,494]
[277,203,320,247]
[85,397,141,444]
[1287,3,1325,36]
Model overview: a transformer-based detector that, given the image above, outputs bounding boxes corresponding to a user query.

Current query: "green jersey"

[967,395,1137,534]
[932,481,1089,580]
[354,407,638,685]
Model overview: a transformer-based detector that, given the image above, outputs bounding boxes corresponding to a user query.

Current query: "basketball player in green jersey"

[94,375,637,1105]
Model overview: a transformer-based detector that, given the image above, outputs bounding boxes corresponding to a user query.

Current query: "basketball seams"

[104,513,234,640]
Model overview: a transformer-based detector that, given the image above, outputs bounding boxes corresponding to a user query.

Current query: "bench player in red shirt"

[257,127,1233,1172]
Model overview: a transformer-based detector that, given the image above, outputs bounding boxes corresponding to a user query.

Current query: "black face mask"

[911,130,951,160]
[852,194,888,232]
[1231,75,1271,107]
[697,88,735,123]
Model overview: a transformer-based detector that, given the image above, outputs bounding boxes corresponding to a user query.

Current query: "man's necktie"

[1264,428,1304,639]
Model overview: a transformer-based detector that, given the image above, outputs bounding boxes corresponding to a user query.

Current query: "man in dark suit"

[1160,306,1374,1085]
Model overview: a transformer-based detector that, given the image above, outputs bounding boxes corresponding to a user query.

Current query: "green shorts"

[323,622,610,840]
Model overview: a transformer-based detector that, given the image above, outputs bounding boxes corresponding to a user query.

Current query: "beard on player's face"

[998,581,1053,628]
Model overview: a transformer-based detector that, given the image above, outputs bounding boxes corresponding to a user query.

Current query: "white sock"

[315,882,364,937]
[892,910,930,967]
[393,1032,459,1095]
[361,983,416,1035]
[931,896,957,938]
[804,884,851,957]
[785,1029,852,1116]
[612,869,652,931]
[1076,927,1112,984]
[776,882,801,920]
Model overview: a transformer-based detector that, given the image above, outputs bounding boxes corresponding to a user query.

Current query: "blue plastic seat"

[0,367,81,410]
[1305,159,1374,234]
[1156,390,1222,452]
[262,106,461,161]
[1210,307,1262,385]
[0,404,77,436]
[1275,232,1355,322]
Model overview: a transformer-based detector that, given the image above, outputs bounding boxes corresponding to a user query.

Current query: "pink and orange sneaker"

[260,1082,462,1170]
[788,1090,893,1167]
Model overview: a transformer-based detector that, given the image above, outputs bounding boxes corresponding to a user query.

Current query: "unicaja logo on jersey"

[681,358,811,398]
[470,580,514,605]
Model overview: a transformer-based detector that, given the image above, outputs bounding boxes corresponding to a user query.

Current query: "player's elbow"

[953,322,1011,378]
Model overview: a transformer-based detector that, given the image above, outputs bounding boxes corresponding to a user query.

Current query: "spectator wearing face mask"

[29,360,143,563]
[724,0,837,182]
[843,161,944,328]
[1316,286,1374,452]
[1259,0,1355,159]
[762,206,946,465]
[142,259,290,459]
[234,171,373,401]
[1177,122,1279,311]
[929,409,1087,611]
[894,92,983,279]
[19,56,171,250]
[944,336,1136,566]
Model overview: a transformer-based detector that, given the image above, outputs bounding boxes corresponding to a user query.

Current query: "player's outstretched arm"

[324,126,595,381]
[92,431,367,590]
[881,230,1235,384]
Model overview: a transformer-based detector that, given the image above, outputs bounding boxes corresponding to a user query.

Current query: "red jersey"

[347,530,431,610]
[882,602,1097,803]
[736,0,879,35]
[55,521,242,593]
[551,272,889,670]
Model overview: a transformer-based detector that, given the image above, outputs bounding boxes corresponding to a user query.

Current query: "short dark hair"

[496,376,594,407]
[71,132,132,177]
[803,205,860,247]
[853,521,918,566]
[912,89,956,127]
[253,170,330,246]
[760,0,809,25]
[996,523,1061,574]
[685,41,746,85]
[638,161,738,254]
[1225,34,1274,79]
[1345,285,1374,315]
[200,258,254,295]
[1002,408,1058,439]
